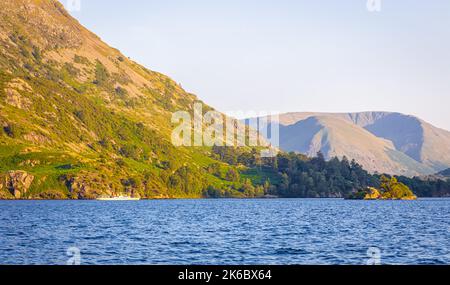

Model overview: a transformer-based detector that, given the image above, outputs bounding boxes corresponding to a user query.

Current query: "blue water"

[0,199,449,265]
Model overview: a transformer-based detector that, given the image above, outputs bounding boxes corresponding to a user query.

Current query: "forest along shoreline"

[1,151,449,200]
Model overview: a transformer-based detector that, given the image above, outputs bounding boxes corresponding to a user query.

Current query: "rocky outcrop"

[65,174,113,199]
[5,88,32,110]
[3,171,35,199]
[0,177,14,199]
[4,78,33,110]
[0,191,14,199]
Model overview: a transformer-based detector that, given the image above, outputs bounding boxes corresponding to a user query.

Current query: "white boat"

[96,196,141,201]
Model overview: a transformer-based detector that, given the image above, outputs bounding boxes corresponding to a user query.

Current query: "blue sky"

[63,0,450,130]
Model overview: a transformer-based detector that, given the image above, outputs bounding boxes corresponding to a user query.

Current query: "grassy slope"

[0,0,270,199]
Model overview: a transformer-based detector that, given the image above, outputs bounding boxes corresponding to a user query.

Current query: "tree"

[263,179,271,194]
[311,151,326,170]
[272,156,279,171]
[279,173,290,196]
[32,45,42,62]
[379,175,415,199]
[115,86,128,99]
[3,123,25,138]
[94,61,109,85]
[241,179,255,197]
[119,144,141,160]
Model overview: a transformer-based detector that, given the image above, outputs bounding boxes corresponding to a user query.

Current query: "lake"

[0,199,449,265]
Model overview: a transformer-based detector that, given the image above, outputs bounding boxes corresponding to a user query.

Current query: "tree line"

[209,146,450,198]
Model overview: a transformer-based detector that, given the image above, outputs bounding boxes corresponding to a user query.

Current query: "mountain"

[438,168,450,177]
[252,112,450,176]
[1,0,448,200]
[0,0,262,199]
[414,168,450,183]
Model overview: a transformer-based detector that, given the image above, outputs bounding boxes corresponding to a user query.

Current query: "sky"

[63,0,450,130]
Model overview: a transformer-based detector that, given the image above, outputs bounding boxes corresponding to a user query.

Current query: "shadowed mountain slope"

[254,112,450,176]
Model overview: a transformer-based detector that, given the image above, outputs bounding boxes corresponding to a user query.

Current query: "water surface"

[0,199,449,264]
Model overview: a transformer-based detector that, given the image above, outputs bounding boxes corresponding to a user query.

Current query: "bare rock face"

[4,171,35,199]
[0,0,83,50]
[65,174,113,199]
[5,88,32,110]
[0,177,8,199]
[66,176,93,199]
[4,78,33,110]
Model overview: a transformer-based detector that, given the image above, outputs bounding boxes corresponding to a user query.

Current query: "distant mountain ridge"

[251,112,450,176]
[438,168,450,177]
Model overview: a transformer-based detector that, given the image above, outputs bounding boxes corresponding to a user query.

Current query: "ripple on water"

[274,248,311,255]
[0,199,449,265]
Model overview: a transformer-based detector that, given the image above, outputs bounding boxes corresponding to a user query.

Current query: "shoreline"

[1,197,448,201]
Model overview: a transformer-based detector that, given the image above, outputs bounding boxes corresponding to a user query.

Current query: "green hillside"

[1,0,449,200]
[0,0,267,199]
